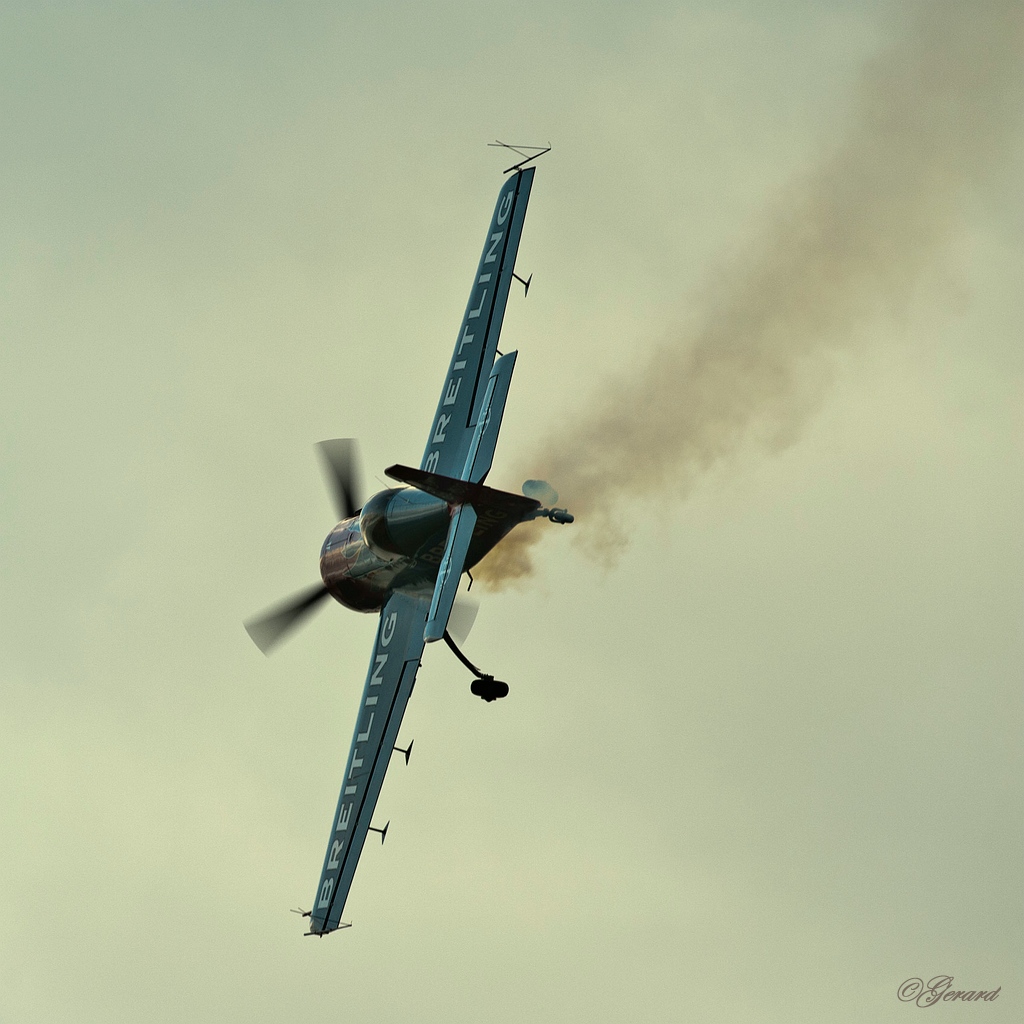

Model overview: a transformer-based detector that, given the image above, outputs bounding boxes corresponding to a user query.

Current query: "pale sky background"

[2,2,1022,1022]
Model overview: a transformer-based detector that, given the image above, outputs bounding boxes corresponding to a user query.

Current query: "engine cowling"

[359,487,451,561]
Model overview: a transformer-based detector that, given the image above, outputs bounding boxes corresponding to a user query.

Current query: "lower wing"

[307,591,430,935]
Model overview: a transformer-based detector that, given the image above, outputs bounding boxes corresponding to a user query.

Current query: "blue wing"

[307,591,430,935]
[420,167,534,480]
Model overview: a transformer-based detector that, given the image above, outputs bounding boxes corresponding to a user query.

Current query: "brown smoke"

[476,0,1023,589]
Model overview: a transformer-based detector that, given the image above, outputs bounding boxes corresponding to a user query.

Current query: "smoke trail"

[476,0,1023,588]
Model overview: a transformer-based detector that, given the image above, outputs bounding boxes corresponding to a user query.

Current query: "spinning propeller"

[243,438,363,655]
[244,582,334,655]
[316,438,362,521]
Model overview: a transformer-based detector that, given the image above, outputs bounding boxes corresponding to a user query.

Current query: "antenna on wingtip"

[303,921,352,936]
[393,740,414,765]
[368,821,390,844]
[488,141,552,174]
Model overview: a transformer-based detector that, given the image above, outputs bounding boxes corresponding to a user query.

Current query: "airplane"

[244,158,572,936]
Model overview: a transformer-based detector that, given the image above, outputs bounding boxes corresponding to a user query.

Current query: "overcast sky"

[1,2,1021,1022]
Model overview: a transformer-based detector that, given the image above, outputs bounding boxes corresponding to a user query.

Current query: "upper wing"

[420,166,535,480]
[307,591,430,935]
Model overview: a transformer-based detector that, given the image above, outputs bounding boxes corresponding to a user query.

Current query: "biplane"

[245,153,571,935]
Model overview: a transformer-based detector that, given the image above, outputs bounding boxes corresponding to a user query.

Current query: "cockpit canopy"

[359,487,450,561]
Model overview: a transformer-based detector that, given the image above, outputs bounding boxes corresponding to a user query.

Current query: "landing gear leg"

[442,631,509,702]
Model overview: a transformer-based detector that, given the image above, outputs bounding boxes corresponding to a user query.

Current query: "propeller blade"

[522,479,558,506]
[244,583,332,655]
[448,595,480,646]
[317,439,362,521]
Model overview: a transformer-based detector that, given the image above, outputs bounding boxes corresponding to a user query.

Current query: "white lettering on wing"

[432,414,451,443]
[335,802,353,831]
[370,653,387,685]
[468,287,488,319]
[496,192,514,225]
[484,232,502,264]
[317,877,335,909]
[443,377,461,406]
[328,839,344,869]
[380,612,398,647]
[420,191,516,480]
[356,711,375,743]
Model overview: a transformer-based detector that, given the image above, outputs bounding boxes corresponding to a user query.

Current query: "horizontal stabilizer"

[385,465,539,518]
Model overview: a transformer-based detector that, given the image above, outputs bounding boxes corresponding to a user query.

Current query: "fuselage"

[319,484,527,613]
